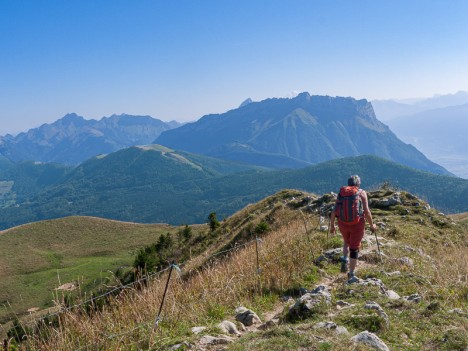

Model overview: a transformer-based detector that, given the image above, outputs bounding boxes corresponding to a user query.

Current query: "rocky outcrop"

[284,285,331,321]
[371,193,402,208]
[199,335,234,346]
[351,331,390,351]
[365,301,390,327]
[217,320,241,336]
[235,307,262,326]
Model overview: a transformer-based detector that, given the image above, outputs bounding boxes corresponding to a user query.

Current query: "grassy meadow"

[0,216,204,325]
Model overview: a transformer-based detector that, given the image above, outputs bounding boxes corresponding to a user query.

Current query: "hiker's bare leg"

[349,258,358,273]
[343,242,349,258]
[349,248,359,275]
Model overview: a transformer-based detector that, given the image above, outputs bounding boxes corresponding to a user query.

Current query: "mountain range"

[0,146,466,230]
[372,92,468,179]
[0,94,455,176]
[155,92,451,175]
[0,113,180,165]
[372,90,468,121]
[1,92,466,230]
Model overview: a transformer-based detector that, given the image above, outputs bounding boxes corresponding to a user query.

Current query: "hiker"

[330,175,377,283]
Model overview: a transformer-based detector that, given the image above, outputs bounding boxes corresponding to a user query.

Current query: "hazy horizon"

[1,0,468,135]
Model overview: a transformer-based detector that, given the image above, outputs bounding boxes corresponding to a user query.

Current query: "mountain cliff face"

[155,93,451,175]
[0,113,180,165]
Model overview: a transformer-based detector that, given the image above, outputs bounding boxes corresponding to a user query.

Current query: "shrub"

[208,212,220,232]
[255,221,270,235]
[133,233,174,273]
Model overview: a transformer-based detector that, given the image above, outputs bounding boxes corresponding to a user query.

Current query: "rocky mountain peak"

[59,113,87,124]
[0,113,180,165]
[239,98,253,108]
[155,93,450,175]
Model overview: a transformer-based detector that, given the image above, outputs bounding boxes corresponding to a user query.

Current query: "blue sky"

[1,0,467,134]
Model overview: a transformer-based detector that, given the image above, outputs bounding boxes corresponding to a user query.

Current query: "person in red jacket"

[330,175,377,283]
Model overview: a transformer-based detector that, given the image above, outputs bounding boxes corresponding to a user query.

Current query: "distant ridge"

[0,149,465,230]
[384,103,468,179]
[0,113,181,165]
[155,92,451,175]
[372,90,468,121]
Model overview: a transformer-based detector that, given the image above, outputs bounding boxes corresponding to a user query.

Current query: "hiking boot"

[347,272,359,284]
[340,256,348,273]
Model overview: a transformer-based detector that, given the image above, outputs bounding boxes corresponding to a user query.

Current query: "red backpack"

[335,186,364,225]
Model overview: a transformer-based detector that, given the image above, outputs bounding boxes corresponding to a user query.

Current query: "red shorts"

[338,218,365,250]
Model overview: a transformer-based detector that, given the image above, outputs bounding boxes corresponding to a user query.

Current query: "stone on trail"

[199,335,234,345]
[235,306,262,326]
[285,285,331,321]
[385,289,401,300]
[217,320,241,336]
[403,293,422,303]
[170,341,192,350]
[336,300,354,310]
[384,271,401,277]
[314,321,337,329]
[358,277,386,289]
[314,321,349,335]
[310,285,332,302]
[365,301,390,327]
[397,256,414,267]
[258,319,278,330]
[191,326,207,334]
[351,331,390,351]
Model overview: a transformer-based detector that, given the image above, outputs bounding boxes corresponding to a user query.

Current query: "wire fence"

[4,210,328,351]
[12,237,260,335]
[70,235,285,351]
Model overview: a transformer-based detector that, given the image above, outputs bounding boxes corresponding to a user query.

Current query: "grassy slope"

[14,188,467,350]
[0,216,203,323]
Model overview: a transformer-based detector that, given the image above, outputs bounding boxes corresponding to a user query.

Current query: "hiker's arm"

[362,191,377,232]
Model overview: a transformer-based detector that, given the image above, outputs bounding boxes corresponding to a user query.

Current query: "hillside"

[0,161,71,207]
[155,92,451,175]
[0,113,180,165]
[0,151,466,230]
[7,188,467,350]
[0,216,207,324]
[0,145,265,229]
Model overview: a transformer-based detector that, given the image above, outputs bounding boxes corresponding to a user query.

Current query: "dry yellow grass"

[22,205,324,350]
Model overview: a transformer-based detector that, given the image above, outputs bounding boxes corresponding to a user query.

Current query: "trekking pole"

[373,228,383,263]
